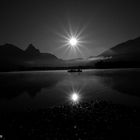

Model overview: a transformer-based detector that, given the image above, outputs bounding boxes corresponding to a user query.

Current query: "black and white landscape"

[1,37,140,71]
[0,0,140,140]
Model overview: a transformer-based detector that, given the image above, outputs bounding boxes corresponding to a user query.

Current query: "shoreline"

[0,67,140,73]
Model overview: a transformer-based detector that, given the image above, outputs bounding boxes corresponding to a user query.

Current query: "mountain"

[1,37,140,71]
[0,44,25,69]
[0,43,25,57]
[25,44,40,55]
[94,37,140,68]
[99,37,140,61]
[0,44,63,71]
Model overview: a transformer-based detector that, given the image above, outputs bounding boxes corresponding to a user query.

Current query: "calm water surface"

[0,69,140,111]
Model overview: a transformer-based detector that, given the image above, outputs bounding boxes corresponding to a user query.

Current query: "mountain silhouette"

[25,44,40,55]
[94,37,140,68]
[0,43,63,71]
[1,37,140,71]
[99,37,140,61]
[0,43,25,58]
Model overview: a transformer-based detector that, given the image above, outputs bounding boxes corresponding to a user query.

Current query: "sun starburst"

[55,22,89,59]
[69,37,78,47]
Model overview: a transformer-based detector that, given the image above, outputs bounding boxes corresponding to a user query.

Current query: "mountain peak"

[0,43,24,56]
[98,36,140,61]
[25,44,40,55]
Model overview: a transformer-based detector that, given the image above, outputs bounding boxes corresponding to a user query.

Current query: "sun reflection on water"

[69,91,81,105]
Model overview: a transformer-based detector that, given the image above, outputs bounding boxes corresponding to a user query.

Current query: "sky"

[0,0,140,59]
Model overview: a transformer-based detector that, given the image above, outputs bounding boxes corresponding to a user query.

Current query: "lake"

[0,68,140,112]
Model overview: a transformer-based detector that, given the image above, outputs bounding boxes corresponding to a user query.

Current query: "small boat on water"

[68,69,82,73]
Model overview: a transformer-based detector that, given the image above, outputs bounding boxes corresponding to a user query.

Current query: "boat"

[68,69,82,73]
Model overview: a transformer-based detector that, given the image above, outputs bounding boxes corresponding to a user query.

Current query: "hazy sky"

[0,0,140,59]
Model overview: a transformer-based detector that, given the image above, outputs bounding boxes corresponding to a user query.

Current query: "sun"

[69,37,78,47]
[54,22,89,59]
[57,24,86,50]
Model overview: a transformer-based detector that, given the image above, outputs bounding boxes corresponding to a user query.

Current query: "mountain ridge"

[1,36,140,71]
[0,43,62,70]
[93,37,140,68]
[98,37,140,59]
